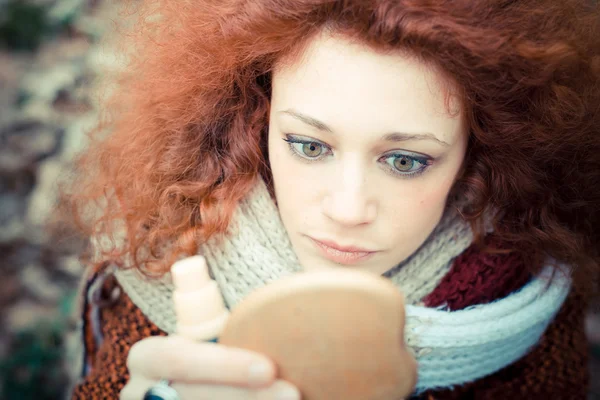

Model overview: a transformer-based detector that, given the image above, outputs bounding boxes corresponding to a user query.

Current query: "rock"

[19,263,64,302]
[26,157,63,230]
[55,255,84,279]
[0,192,24,222]
[59,112,97,160]
[13,121,59,157]
[3,242,42,275]
[52,85,93,115]
[72,14,104,40]
[0,219,26,244]
[19,99,59,126]
[0,51,33,126]
[0,192,26,243]
[0,271,21,309]
[0,1,118,398]
[37,35,91,67]
[0,152,28,175]
[5,300,57,333]
[47,0,86,28]
[20,62,82,104]
[0,119,60,173]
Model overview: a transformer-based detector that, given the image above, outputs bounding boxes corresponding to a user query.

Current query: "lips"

[308,236,377,265]
[311,238,375,253]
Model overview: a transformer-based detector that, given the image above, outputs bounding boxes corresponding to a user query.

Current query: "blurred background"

[0,0,598,399]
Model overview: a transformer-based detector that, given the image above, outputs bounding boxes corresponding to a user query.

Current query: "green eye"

[302,142,323,157]
[393,155,415,172]
[283,134,432,179]
[382,153,430,177]
[283,136,331,160]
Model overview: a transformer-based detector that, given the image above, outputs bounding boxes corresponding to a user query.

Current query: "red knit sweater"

[71,240,589,399]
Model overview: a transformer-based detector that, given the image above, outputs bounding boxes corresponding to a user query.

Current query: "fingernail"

[248,361,272,383]
[276,385,300,400]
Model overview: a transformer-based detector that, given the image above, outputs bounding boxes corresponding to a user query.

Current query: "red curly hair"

[59,0,600,290]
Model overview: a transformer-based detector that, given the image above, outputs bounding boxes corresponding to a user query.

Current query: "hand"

[121,335,301,400]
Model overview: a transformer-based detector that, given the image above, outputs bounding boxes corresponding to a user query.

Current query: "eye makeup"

[282,134,436,179]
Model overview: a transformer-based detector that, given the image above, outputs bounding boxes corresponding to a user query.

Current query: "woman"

[62,0,600,399]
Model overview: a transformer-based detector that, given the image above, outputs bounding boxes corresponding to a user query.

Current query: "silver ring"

[143,379,181,400]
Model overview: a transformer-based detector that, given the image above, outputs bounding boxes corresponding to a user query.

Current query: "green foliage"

[0,0,50,51]
[0,0,85,51]
[0,323,66,400]
[0,292,76,400]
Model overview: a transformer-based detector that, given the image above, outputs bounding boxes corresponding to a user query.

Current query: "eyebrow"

[279,109,451,147]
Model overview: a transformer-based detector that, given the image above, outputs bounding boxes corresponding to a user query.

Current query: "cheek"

[385,178,454,233]
[275,169,316,210]
[418,181,454,209]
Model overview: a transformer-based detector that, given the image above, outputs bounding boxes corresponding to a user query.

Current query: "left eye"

[385,155,425,173]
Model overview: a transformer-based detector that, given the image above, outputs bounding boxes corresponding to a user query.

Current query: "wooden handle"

[219,269,417,400]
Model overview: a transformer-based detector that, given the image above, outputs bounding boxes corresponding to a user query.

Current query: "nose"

[321,166,377,226]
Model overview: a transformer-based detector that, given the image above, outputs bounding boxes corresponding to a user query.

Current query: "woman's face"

[268,32,468,274]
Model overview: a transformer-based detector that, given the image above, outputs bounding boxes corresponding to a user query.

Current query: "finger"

[127,335,276,387]
[173,379,301,400]
[121,378,300,400]
[119,376,157,400]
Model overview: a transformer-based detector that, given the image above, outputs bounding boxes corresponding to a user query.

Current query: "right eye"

[283,136,332,161]
[297,141,325,157]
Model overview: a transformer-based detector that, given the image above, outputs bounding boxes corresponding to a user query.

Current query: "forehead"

[271,32,464,144]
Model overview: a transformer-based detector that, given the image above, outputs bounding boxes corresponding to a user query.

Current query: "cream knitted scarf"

[112,178,571,392]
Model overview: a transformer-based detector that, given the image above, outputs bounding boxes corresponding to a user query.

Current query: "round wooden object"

[219,269,417,400]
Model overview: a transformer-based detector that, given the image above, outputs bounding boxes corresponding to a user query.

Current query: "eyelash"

[282,135,434,179]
